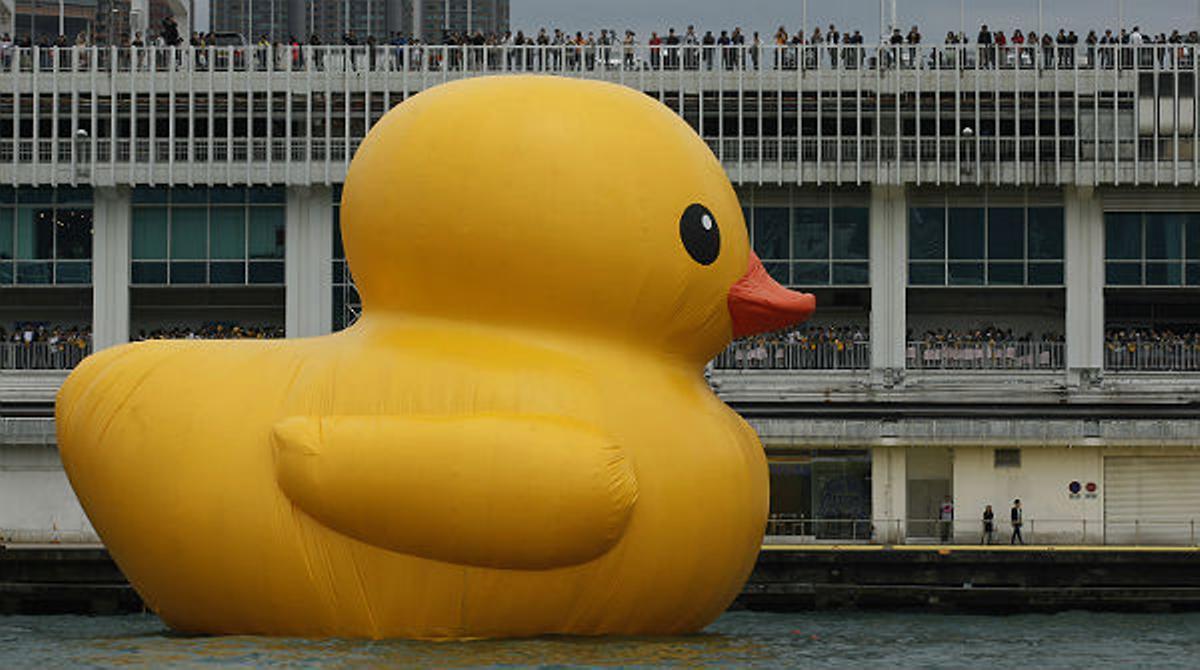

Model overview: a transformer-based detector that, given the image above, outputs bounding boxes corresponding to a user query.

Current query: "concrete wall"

[952,446,1103,545]
[0,445,96,543]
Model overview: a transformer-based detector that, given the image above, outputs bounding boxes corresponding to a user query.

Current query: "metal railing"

[0,43,1192,75]
[712,340,871,370]
[0,42,1191,188]
[0,341,90,370]
[906,341,1065,370]
[1105,341,1200,371]
[766,515,1200,546]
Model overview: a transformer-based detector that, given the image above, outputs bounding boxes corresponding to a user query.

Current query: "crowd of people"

[907,326,1064,370]
[2,18,1198,74]
[716,325,870,370]
[0,322,91,370]
[135,322,284,341]
[1105,326,1200,370]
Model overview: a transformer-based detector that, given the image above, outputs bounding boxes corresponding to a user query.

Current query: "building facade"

[1,42,1198,546]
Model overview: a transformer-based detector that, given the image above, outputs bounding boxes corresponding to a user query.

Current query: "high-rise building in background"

[13,0,98,41]
[208,0,506,43]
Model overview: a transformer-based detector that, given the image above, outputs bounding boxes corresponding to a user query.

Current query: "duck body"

[57,75,814,639]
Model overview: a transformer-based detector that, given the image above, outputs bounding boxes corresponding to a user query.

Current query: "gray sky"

[194,1,1200,38]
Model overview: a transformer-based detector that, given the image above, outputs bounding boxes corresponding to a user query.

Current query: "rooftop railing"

[906,340,1065,371]
[713,340,871,371]
[1105,340,1200,371]
[0,341,90,370]
[0,42,1193,76]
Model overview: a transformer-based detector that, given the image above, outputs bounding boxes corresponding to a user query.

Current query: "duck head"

[341,76,814,363]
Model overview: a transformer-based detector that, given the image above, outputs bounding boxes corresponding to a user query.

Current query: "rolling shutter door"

[1104,456,1200,545]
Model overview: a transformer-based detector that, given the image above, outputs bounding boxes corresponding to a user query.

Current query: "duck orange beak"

[727,251,816,339]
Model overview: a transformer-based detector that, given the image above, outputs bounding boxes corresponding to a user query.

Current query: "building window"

[766,449,872,540]
[331,185,361,331]
[908,202,1064,286]
[0,187,93,286]
[994,448,1022,468]
[130,186,285,286]
[1104,212,1200,287]
[747,203,869,287]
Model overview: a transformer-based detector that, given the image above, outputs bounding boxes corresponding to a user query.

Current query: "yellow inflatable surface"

[56,75,815,639]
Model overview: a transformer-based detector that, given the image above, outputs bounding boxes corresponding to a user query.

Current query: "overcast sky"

[195,1,1200,38]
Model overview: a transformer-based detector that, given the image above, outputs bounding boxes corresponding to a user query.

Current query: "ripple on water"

[3,610,1200,669]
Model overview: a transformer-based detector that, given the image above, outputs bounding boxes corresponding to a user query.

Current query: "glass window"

[753,208,789,259]
[1188,263,1200,286]
[54,209,92,260]
[832,262,869,285]
[17,261,52,283]
[1105,213,1142,260]
[209,261,245,284]
[988,262,1024,285]
[171,186,209,204]
[1106,262,1142,285]
[170,207,208,260]
[1145,213,1184,260]
[249,186,286,204]
[792,208,829,260]
[792,262,829,285]
[132,188,168,204]
[1028,262,1063,285]
[948,261,985,285]
[1187,214,1200,260]
[908,208,944,260]
[132,261,167,284]
[248,207,285,259]
[948,208,984,260]
[763,261,789,285]
[55,262,91,284]
[209,187,247,204]
[0,261,12,283]
[209,208,245,259]
[1028,207,1064,260]
[249,261,285,284]
[0,209,12,260]
[909,262,944,285]
[1144,263,1182,286]
[170,261,207,283]
[132,208,169,259]
[832,208,868,259]
[987,207,1024,260]
[15,207,53,259]
[16,187,53,204]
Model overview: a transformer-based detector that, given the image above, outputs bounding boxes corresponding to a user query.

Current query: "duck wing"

[271,414,637,570]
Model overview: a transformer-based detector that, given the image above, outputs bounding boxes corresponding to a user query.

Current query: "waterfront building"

[0,41,1198,547]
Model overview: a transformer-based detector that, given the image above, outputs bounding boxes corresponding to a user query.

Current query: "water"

[2,611,1197,669]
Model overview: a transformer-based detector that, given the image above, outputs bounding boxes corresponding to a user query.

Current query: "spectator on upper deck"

[977,24,993,68]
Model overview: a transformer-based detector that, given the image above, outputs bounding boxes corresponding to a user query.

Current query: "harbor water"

[2,610,1198,668]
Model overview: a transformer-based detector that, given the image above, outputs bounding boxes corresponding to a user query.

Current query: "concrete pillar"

[288,0,305,39]
[91,186,130,352]
[1064,185,1105,386]
[129,0,148,38]
[871,446,907,544]
[869,184,907,387]
[385,0,405,35]
[285,185,333,338]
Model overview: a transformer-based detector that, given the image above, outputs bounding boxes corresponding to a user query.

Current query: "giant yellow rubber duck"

[56,75,815,639]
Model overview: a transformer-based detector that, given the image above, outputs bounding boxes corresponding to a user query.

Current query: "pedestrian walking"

[1010,499,1024,544]
[982,504,994,544]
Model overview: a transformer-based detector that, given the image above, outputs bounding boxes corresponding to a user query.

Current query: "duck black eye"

[679,204,720,266]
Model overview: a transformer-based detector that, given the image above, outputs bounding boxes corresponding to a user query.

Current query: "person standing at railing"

[827,25,840,70]
[940,496,954,543]
[1011,499,1025,545]
[982,505,995,545]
